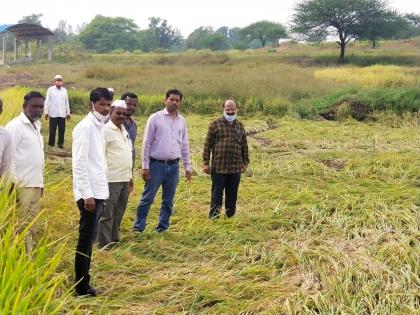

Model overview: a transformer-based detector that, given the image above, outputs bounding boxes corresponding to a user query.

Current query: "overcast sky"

[1,0,419,36]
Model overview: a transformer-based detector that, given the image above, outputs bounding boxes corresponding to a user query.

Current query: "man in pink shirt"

[133,89,192,233]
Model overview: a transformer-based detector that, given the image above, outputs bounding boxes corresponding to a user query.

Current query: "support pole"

[2,33,6,65]
[48,37,52,61]
[24,40,29,58]
[14,37,17,63]
[35,39,40,63]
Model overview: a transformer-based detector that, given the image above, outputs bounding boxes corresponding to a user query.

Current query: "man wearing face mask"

[203,99,249,219]
[5,91,45,252]
[44,75,70,150]
[72,87,112,297]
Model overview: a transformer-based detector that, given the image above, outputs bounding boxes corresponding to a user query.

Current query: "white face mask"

[223,112,237,122]
[92,110,109,123]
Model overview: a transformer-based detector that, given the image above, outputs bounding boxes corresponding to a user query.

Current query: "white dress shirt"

[104,120,133,182]
[0,126,12,178]
[44,86,70,118]
[72,112,109,201]
[5,113,44,187]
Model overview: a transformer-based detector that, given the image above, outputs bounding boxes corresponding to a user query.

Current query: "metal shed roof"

[0,23,54,38]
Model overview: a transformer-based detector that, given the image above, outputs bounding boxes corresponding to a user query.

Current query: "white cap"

[54,74,63,80]
[107,87,115,93]
[111,100,127,109]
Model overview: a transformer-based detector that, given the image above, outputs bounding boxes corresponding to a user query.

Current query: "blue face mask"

[223,112,237,122]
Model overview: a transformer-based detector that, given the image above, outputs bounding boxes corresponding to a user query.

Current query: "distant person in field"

[203,99,249,219]
[121,92,138,169]
[133,88,192,233]
[44,74,70,149]
[72,87,112,297]
[97,100,133,249]
[5,91,45,252]
[107,87,115,100]
[0,98,11,179]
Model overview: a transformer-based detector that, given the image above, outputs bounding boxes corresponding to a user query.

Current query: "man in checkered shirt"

[203,100,249,219]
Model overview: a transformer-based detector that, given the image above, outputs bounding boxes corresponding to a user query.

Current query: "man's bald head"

[223,99,237,116]
[223,99,237,108]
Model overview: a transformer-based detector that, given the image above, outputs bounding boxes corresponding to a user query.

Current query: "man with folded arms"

[72,87,112,297]
[97,100,133,249]
[133,88,192,233]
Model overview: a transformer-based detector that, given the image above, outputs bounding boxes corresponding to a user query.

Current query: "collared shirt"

[104,120,133,182]
[5,113,44,187]
[44,86,70,118]
[72,112,109,201]
[203,117,249,174]
[123,118,137,166]
[0,127,12,178]
[142,108,191,170]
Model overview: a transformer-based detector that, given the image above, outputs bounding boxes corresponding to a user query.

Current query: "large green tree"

[137,29,158,52]
[148,17,183,49]
[77,15,139,52]
[292,0,395,62]
[186,27,229,50]
[355,10,407,47]
[397,13,420,38]
[240,21,287,47]
[216,26,247,49]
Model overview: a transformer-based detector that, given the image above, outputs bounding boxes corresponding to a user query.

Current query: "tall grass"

[0,180,71,314]
[314,65,420,88]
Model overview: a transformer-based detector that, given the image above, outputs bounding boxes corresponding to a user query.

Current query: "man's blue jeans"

[133,160,179,232]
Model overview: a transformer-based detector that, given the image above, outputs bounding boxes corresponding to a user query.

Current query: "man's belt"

[150,157,179,165]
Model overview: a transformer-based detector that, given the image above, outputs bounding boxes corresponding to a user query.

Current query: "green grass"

[1,40,420,313]
[5,110,414,314]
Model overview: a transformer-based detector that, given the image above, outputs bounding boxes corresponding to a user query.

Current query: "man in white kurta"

[44,74,70,149]
[6,91,45,252]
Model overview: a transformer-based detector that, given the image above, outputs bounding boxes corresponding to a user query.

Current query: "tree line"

[18,0,420,62]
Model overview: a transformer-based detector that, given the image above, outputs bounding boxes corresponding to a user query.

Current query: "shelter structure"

[0,23,54,65]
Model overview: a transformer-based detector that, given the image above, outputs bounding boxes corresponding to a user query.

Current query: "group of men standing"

[0,75,249,297]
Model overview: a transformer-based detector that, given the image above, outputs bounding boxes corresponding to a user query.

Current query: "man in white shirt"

[44,74,70,149]
[97,100,133,249]
[72,87,112,297]
[0,98,11,179]
[5,91,45,253]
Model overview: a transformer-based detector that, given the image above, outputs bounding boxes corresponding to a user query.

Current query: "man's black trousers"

[209,172,241,219]
[75,198,104,295]
[48,117,65,147]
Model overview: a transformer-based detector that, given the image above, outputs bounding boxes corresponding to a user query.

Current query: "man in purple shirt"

[133,88,192,233]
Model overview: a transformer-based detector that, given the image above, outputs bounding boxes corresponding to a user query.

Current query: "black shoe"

[155,227,166,233]
[58,145,64,149]
[133,228,143,233]
[75,286,97,297]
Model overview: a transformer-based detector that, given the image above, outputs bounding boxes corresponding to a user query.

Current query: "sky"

[1,0,419,36]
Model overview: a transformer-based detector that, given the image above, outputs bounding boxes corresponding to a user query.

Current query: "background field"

[0,41,420,314]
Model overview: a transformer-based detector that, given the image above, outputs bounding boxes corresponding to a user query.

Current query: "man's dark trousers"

[48,117,65,147]
[209,172,241,219]
[75,198,104,295]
